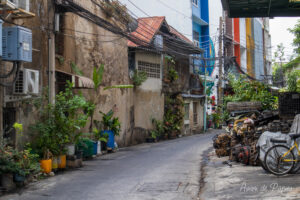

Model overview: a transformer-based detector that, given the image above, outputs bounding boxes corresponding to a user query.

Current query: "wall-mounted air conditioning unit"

[0,0,30,12]
[13,68,39,95]
[16,0,30,12]
[0,0,17,9]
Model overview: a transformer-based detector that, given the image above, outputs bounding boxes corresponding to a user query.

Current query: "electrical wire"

[0,62,21,87]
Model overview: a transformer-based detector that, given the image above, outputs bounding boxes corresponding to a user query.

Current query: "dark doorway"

[3,107,16,146]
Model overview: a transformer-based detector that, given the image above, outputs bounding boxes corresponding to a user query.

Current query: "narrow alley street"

[2,132,217,200]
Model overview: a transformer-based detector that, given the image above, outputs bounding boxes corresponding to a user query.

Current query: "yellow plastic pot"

[52,156,58,170]
[40,159,52,174]
[58,155,66,169]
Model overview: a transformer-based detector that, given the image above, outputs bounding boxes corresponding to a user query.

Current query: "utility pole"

[203,56,207,132]
[48,0,55,104]
[217,17,223,108]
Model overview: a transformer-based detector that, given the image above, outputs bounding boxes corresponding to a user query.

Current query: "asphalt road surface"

[2,132,216,200]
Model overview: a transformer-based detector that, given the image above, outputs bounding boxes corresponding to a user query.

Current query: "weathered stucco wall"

[133,51,164,141]
[0,0,50,148]
[58,8,134,147]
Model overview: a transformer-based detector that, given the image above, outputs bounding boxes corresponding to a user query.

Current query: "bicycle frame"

[282,141,300,162]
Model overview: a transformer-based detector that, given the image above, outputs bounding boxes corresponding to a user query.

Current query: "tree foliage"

[288,19,300,54]
[224,74,276,110]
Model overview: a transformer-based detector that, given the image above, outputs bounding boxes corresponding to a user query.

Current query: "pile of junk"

[213,92,300,168]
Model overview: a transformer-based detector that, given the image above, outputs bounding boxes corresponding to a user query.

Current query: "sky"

[269,17,299,61]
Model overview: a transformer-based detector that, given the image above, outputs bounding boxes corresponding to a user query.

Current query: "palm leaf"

[71,62,83,76]
[93,64,104,91]
[104,85,134,90]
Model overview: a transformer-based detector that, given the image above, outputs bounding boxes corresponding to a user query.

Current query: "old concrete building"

[128,16,204,136]
[0,0,204,149]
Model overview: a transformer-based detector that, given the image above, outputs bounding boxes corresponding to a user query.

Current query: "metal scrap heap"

[213,109,293,166]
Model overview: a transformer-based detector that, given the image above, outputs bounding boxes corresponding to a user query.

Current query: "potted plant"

[93,120,109,154]
[0,144,18,191]
[13,146,40,183]
[100,110,121,150]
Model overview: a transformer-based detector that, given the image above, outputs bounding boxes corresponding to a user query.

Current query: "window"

[138,61,161,79]
[55,71,72,94]
[193,31,200,41]
[193,102,198,125]
[184,103,190,120]
[192,0,198,7]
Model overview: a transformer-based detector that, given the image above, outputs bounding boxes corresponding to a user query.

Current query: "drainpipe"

[48,1,55,104]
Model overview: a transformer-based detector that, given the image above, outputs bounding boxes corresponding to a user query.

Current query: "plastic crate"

[279,92,300,119]
[2,26,32,62]
[76,138,94,158]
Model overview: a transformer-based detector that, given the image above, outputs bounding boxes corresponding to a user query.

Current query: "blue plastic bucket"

[101,130,115,149]
[93,141,98,155]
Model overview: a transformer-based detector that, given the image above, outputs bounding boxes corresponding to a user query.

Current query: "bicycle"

[264,134,300,175]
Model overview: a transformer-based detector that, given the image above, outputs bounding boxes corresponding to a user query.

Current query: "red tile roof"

[128,16,166,47]
[128,16,194,48]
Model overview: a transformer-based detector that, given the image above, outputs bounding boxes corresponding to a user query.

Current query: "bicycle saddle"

[289,134,300,140]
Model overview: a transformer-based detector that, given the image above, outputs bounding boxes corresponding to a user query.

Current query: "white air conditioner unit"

[3,0,30,12]
[0,0,17,8]
[193,40,199,47]
[14,68,39,95]
[17,0,30,12]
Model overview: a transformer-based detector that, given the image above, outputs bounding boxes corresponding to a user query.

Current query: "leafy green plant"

[164,55,179,83]
[132,70,147,87]
[99,110,121,136]
[287,70,300,92]
[212,112,221,128]
[150,118,164,139]
[163,95,184,138]
[92,128,108,143]
[0,143,40,177]
[224,74,276,110]
[71,62,83,76]
[31,82,92,158]
[167,66,179,82]
[87,64,133,132]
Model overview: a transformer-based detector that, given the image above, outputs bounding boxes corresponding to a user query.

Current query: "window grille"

[193,102,198,125]
[137,61,161,79]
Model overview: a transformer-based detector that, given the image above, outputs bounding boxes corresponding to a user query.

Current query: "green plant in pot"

[93,120,109,153]
[100,110,121,149]
[149,118,164,142]
[54,82,93,156]
[0,143,40,185]
[212,112,221,129]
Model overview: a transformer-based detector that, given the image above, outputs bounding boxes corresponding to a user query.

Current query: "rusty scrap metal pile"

[213,110,293,166]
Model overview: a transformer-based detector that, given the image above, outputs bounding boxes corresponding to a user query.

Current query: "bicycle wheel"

[264,145,295,176]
